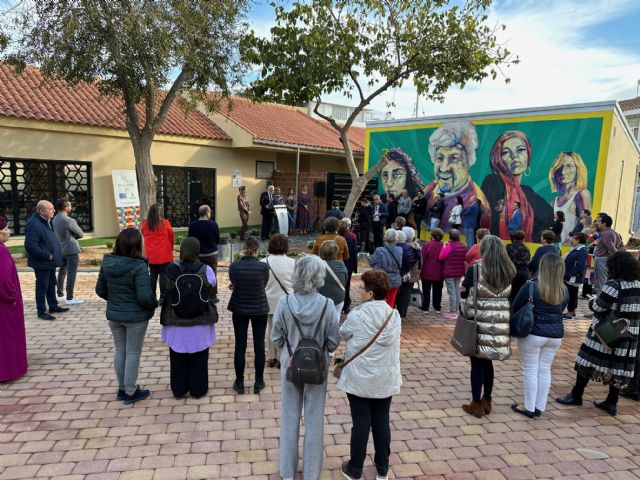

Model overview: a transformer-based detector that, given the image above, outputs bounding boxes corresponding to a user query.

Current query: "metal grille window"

[153,166,216,227]
[0,157,92,235]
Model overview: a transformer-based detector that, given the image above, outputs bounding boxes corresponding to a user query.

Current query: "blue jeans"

[108,320,149,395]
[464,227,475,250]
[430,218,440,230]
[35,268,59,314]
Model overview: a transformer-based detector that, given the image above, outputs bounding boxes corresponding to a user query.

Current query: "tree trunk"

[131,135,157,221]
[344,176,368,218]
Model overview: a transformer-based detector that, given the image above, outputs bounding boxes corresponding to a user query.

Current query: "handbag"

[450,265,478,356]
[333,310,394,379]
[594,286,632,348]
[510,281,535,338]
[410,285,423,308]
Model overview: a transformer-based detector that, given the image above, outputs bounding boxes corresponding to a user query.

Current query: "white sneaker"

[56,293,65,300]
[376,475,388,480]
[66,298,84,305]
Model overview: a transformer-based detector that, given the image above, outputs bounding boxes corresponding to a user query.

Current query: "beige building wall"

[602,112,640,239]
[1,118,365,239]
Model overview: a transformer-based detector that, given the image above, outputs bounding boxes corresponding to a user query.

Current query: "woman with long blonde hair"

[510,253,567,418]
[549,151,592,243]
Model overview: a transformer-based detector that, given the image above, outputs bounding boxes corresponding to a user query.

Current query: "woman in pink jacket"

[419,228,444,313]
[439,229,467,319]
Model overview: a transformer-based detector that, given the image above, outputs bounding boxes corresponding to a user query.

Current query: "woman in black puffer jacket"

[228,237,269,395]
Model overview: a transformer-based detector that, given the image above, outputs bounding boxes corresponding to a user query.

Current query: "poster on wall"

[111,170,141,230]
[232,169,242,188]
[367,114,607,243]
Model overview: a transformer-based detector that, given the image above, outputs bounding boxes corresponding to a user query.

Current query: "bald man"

[24,200,67,320]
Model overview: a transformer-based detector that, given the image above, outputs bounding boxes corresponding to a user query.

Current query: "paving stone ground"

[2,271,640,480]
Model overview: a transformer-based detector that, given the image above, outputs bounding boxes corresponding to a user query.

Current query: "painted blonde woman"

[549,151,592,243]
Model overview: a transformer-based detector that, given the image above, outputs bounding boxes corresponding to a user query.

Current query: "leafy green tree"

[242,0,516,216]
[1,0,247,217]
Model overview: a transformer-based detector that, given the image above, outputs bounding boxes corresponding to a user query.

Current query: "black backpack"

[169,262,210,319]
[284,297,329,385]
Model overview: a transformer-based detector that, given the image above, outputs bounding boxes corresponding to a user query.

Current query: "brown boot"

[481,397,492,414]
[462,401,484,418]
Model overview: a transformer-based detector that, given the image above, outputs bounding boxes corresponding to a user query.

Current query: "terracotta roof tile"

[0,64,231,141]
[217,96,365,154]
[620,97,640,111]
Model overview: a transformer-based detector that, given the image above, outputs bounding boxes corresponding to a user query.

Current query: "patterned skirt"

[574,317,639,388]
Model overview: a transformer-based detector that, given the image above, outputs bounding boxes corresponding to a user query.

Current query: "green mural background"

[367,117,604,201]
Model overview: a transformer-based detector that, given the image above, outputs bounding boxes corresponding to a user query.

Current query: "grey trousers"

[445,277,461,313]
[279,366,329,480]
[108,320,149,395]
[266,314,279,360]
[593,256,608,295]
[57,254,79,300]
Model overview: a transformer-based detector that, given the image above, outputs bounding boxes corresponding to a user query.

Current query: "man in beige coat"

[237,186,250,240]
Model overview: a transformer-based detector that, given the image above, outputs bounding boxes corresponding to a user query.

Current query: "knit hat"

[179,237,200,262]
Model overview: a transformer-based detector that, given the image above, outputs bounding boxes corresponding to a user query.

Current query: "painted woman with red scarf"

[481,131,554,242]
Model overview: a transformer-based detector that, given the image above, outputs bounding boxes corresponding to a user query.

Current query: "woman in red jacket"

[141,203,175,299]
[439,229,467,319]
[419,228,444,313]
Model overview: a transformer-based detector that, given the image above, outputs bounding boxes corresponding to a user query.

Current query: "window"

[628,116,640,142]
[0,157,92,235]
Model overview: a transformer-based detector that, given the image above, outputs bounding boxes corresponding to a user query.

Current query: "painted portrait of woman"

[480,131,554,242]
[379,148,425,198]
[549,151,592,243]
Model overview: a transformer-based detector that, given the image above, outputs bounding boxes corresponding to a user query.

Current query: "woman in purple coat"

[296,184,312,234]
[0,214,28,382]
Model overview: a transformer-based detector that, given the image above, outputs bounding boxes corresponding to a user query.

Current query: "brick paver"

[2,271,640,479]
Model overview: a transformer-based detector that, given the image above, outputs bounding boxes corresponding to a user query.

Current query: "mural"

[367,115,604,242]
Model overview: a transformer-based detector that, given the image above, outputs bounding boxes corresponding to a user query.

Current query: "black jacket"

[511,279,567,339]
[358,206,373,230]
[24,214,63,270]
[260,192,275,216]
[227,256,269,316]
[188,220,220,255]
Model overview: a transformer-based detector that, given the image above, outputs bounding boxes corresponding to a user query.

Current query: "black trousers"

[470,356,494,403]
[198,254,218,299]
[345,393,392,478]
[421,279,443,311]
[396,281,413,317]
[414,214,424,239]
[372,221,384,249]
[169,348,209,398]
[260,213,273,240]
[564,284,579,312]
[149,263,170,300]
[358,227,372,254]
[509,272,530,303]
[573,372,620,405]
[343,273,353,311]
[232,314,268,381]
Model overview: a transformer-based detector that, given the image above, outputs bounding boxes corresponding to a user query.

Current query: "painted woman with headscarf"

[481,131,553,242]
[379,148,425,199]
[161,237,218,398]
[0,214,28,382]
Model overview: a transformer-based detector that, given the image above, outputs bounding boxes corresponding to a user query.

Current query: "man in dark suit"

[357,198,373,253]
[24,200,68,320]
[259,185,275,241]
[325,200,345,220]
[371,194,388,249]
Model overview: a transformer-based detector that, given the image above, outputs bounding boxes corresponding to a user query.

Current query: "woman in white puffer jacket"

[337,270,402,480]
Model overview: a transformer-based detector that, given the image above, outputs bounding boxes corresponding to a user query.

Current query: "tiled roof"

[0,64,231,141]
[217,96,365,154]
[620,97,640,111]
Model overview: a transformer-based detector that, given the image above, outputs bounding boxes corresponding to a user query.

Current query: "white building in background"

[620,95,640,233]
[306,101,388,126]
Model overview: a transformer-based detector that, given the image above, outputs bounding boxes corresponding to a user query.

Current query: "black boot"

[233,379,244,395]
[555,392,582,406]
[593,400,617,416]
[254,377,265,395]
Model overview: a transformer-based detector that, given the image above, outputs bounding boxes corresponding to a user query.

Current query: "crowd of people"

[2,192,640,480]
